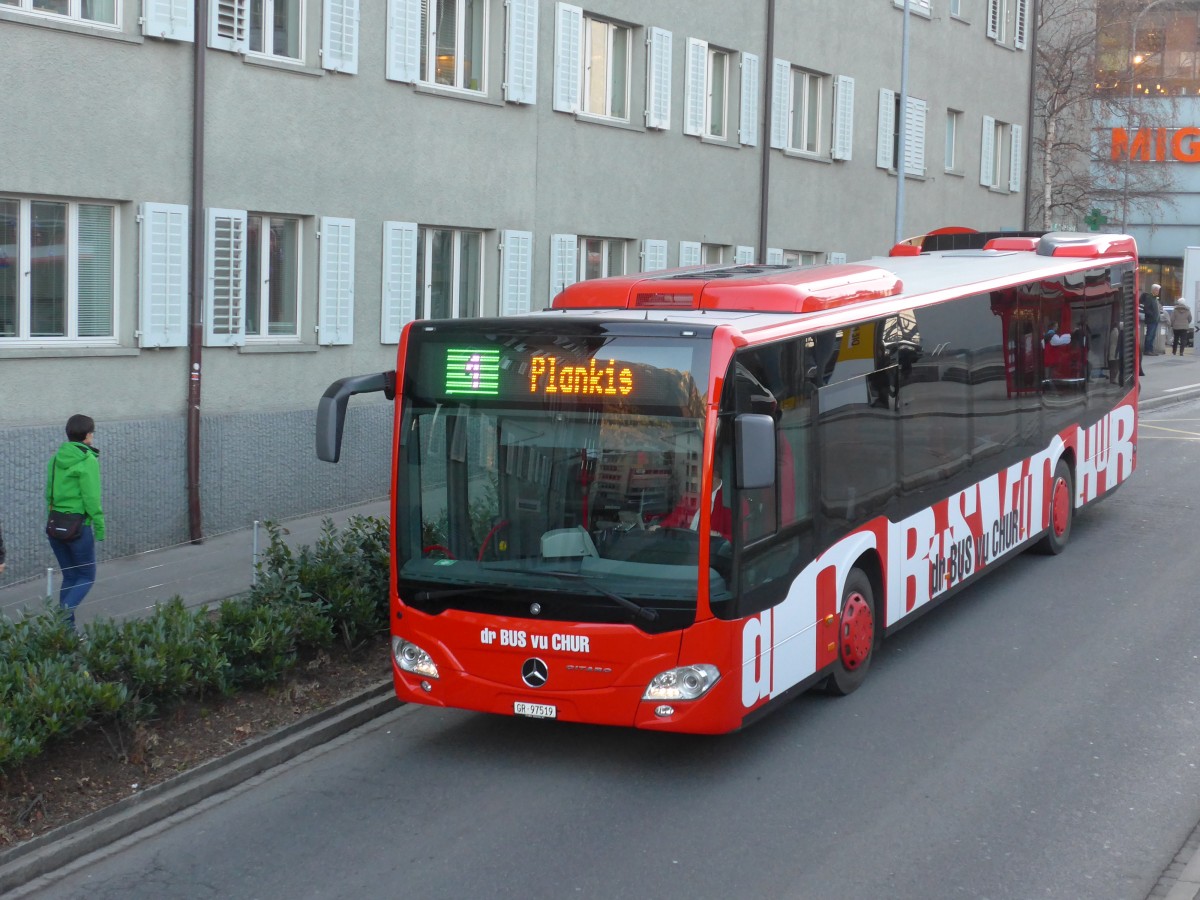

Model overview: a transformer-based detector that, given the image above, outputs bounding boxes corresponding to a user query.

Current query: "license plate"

[513,701,557,719]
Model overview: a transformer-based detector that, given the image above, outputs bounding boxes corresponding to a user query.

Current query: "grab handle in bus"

[316,371,396,463]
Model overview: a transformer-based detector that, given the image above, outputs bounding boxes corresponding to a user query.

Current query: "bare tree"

[1031,0,1178,233]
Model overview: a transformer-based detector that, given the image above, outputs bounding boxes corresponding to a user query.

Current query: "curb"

[0,682,399,895]
[1141,387,1200,411]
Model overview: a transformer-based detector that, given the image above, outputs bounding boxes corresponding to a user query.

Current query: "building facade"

[0,0,1033,583]
[1093,0,1200,300]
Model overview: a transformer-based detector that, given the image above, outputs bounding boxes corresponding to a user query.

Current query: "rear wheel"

[824,567,876,696]
[1033,459,1073,555]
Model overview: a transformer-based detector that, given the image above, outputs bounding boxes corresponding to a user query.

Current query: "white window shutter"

[986,0,1000,40]
[739,52,759,146]
[642,239,668,272]
[770,58,789,149]
[684,38,708,136]
[679,241,701,267]
[553,3,582,113]
[981,115,996,186]
[877,88,895,169]
[550,233,578,298]
[138,202,189,348]
[832,75,855,161]
[905,96,927,175]
[735,245,755,265]
[1014,0,1028,49]
[381,221,418,343]
[501,230,533,315]
[765,248,785,265]
[828,252,848,265]
[319,216,356,346]
[205,208,247,347]
[505,0,539,104]
[144,0,194,41]
[1009,123,1023,193]
[322,0,359,74]
[386,0,421,83]
[209,0,246,51]
[646,27,673,130]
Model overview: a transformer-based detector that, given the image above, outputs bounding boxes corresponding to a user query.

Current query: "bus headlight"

[393,637,439,679]
[643,664,720,701]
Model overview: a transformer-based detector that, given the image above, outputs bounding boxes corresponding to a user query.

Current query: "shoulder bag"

[46,465,85,542]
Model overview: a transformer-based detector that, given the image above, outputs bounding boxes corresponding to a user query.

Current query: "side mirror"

[735,413,776,490]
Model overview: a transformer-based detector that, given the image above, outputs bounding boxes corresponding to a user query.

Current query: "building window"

[707,47,729,138]
[0,197,114,342]
[980,116,1022,192]
[987,0,1028,49]
[949,0,962,16]
[791,68,824,154]
[785,250,819,266]
[583,16,629,118]
[579,237,626,280]
[246,216,300,338]
[416,227,483,318]
[702,243,725,265]
[945,108,960,170]
[422,0,487,91]
[248,0,300,58]
[1,0,117,25]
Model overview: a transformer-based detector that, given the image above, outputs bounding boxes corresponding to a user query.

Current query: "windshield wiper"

[408,571,659,624]
[539,570,660,623]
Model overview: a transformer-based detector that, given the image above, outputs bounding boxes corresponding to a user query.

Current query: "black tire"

[824,567,877,696]
[1033,459,1074,555]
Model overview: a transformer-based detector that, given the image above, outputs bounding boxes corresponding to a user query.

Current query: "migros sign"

[1111,127,1200,162]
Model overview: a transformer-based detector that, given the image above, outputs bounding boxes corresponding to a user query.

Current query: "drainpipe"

[757,0,776,263]
[1023,0,1037,230]
[894,0,911,244]
[188,0,207,543]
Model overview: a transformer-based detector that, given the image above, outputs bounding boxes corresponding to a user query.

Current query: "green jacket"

[46,442,105,541]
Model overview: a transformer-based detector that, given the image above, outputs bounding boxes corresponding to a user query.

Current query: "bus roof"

[543,232,1136,337]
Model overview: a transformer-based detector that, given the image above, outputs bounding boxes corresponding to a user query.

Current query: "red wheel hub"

[840,593,873,671]
[1051,476,1070,536]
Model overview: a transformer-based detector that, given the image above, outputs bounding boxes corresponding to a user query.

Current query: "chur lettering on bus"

[529,356,633,396]
[740,403,1135,710]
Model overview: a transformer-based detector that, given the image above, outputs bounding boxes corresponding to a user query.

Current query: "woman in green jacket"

[46,413,105,628]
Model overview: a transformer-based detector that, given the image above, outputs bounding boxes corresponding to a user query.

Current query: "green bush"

[216,599,299,688]
[250,516,390,651]
[2,516,391,770]
[81,598,228,721]
[0,606,127,771]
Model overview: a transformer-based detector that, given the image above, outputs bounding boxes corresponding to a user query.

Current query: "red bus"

[317,231,1138,733]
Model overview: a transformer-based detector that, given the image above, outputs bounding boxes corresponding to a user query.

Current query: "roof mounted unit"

[1035,233,1137,259]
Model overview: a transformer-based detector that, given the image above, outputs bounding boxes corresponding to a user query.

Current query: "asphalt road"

[19,403,1200,900]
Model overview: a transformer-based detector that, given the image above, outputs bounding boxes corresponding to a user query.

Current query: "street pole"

[894,0,911,245]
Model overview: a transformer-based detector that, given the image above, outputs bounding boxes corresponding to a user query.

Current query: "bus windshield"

[394,327,727,630]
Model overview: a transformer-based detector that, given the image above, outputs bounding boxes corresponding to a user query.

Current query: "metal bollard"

[252,520,260,585]
[46,566,54,600]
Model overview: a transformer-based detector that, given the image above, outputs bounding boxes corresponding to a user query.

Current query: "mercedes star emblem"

[521,657,549,688]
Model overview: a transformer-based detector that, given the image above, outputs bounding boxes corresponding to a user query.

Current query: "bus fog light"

[393,636,439,679]
[654,705,675,718]
[643,664,720,701]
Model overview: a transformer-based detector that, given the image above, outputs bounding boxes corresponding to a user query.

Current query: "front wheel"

[824,567,877,696]
[1033,459,1073,555]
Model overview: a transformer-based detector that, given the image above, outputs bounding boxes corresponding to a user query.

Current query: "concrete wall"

[0,0,1034,584]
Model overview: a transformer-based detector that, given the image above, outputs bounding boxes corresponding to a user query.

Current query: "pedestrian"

[1141,283,1162,356]
[1169,300,1193,356]
[45,414,105,629]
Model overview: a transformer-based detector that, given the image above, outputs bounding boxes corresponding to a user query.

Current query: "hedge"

[0,515,390,772]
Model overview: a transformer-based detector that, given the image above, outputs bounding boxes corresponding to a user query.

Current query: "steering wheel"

[423,544,456,560]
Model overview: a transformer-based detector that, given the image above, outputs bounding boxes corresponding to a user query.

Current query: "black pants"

[1172,329,1189,354]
